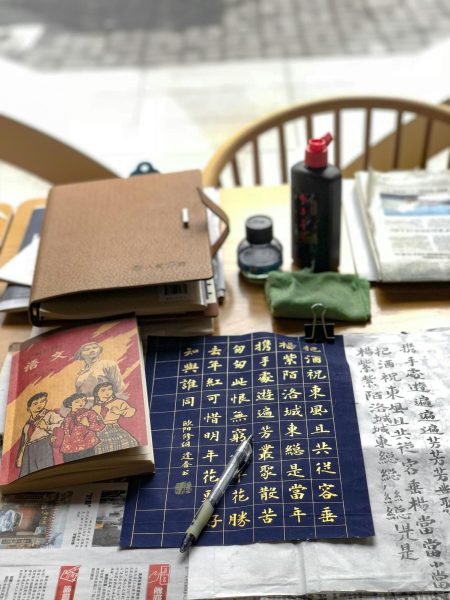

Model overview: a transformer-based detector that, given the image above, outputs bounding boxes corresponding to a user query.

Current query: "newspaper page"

[0,481,188,599]
[188,331,450,599]
[362,170,450,281]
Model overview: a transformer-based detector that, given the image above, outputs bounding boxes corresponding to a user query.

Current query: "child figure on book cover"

[1,319,148,485]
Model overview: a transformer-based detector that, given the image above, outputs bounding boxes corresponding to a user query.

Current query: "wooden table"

[1,185,450,362]
[216,185,450,335]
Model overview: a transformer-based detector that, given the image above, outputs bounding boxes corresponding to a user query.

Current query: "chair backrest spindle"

[363,108,372,170]
[393,110,403,169]
[306,115,313,142]
[252,138,261,185]
[334,109,341,168]
[231,157,241,186]
[420,118,432,168]
[278,125,288,184]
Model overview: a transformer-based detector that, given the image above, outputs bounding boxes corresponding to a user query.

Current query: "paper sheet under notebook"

[120,332,374,548]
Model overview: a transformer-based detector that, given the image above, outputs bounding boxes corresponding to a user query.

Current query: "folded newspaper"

[354,170,450,282]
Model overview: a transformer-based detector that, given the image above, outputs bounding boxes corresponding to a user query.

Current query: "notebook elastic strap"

[197,188,230,257]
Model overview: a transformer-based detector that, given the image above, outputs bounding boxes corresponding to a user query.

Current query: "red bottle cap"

[304,132,333,168]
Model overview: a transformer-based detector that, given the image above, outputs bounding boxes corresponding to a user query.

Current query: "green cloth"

[265,271,371,321]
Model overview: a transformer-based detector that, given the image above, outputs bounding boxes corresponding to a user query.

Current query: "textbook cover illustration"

[0,318,153,493]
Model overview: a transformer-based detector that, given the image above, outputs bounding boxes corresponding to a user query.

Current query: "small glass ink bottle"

[237,215,283,281]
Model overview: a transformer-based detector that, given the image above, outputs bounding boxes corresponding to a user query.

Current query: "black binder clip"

[304,303,335,343]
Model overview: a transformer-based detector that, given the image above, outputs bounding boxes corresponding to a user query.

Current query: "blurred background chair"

[203,96,450,188]
[0,114,117,185]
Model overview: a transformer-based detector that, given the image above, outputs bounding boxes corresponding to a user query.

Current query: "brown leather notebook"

[30,170,226,325]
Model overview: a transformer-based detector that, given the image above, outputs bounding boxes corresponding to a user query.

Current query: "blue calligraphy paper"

[120,333,374,548]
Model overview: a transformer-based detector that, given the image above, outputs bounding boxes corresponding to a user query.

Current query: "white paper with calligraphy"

[188,331,450,598]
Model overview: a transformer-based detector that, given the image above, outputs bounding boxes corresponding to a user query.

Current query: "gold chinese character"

[286,422,302,437]
[306,369,327,380]
[202,449,218,463]
[182,419,193,428]
[51,351,66,361]
[206,393,220,405]
[182,397,195,407]
[318,483,338,500]
[229,428,247,443]
[309,385,326,399]
[312,441,333,455]
[183,347,200,357]
[204,412,222,424]
[203,468,219,484]
[283,404,304,417]
[302,345,320,352]
[229,511,250,527]
[282,388,302,400]
[311,423,331,435]
[255,388,275,401]
[258,371,274,384]
[207,359,222,372]
[231,377,248,387]
[232,344,246,355]
[288,483,308,500]
[231,488,249,503]
[180,378,198,391]
[282,353,298,365]
[278,341,296,350]
[291,506,307,523]
[259,356,270,367]
[259,424,274,439]
[233,359,247,369]
[208,514,223,528]
[310,404,328,416]
[205,377,223,387]
[286,463,305,478]
[229,392,250,404]
[258,507,277,524]
[208,345,223,356]
[203,430,220,442]
[260,464,277,480]
[285,443,305,456]
[319,506,337,523]
[282,370,298,381]
[255,339,272,352]
[259,486,279,501]
[258,443,274,461]
[182,362,200,373]
[256,406,274,419]
[316,461,336,475]
[230,410,248,423]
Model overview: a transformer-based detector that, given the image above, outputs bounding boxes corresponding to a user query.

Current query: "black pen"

[180,435,253,553]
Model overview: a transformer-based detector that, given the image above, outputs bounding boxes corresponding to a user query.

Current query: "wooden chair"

[203,96,450,187]
[0,113,117,184]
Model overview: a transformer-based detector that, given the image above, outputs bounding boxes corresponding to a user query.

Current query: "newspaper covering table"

[0,482,188,599]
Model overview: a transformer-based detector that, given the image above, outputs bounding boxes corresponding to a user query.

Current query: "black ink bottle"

[238,215,282,281]
[291,132,341,271]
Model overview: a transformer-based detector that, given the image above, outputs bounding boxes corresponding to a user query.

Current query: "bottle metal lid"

[245,215,273,244]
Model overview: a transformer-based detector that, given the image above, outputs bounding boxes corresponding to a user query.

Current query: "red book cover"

[1,318,148,486]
